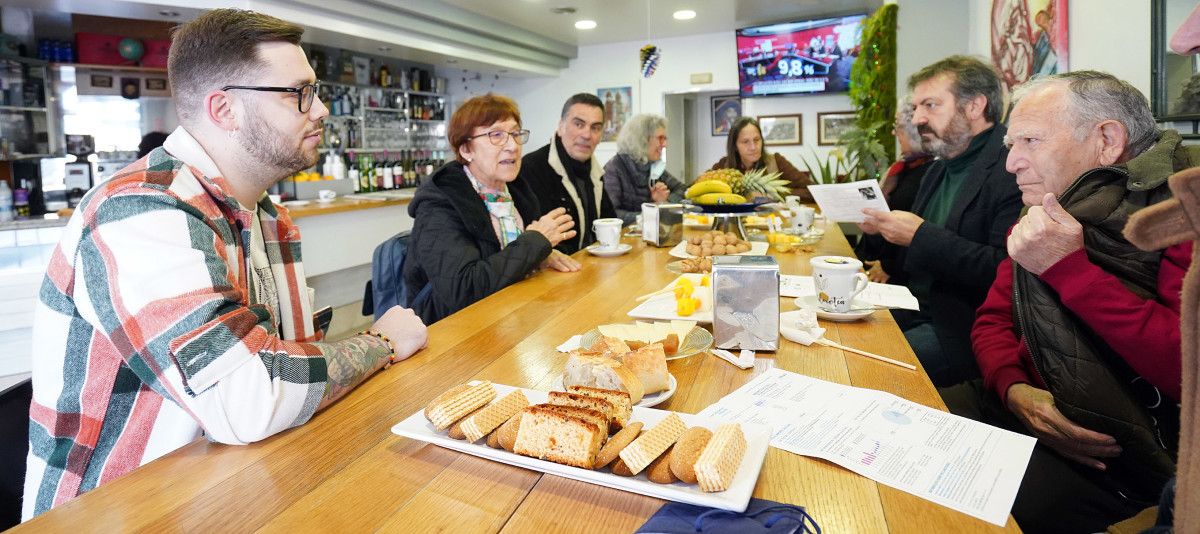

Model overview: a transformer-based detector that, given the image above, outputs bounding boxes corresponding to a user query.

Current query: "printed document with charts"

[805,179,889,222]
[697,368,1035,526]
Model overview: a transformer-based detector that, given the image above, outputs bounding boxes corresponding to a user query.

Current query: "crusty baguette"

[619,344,669,394]
[425,381,496,431]
[694,424,747,492]
[460,390,529,442]
[563,352,644,404]
[619,413,686,475]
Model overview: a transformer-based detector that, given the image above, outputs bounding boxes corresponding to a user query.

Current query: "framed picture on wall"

[596,86,633,142]
[757,114,802,146]
[817,111,857,146]
[710,95,741,136]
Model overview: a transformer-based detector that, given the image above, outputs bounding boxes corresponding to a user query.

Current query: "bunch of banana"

[685,179,731,199]
[693,192,748,205]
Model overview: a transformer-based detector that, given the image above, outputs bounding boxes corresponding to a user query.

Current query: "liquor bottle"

[404,149,416,187]
[347,151,360,193]
[361,153,375,192]
[392,151,405,188]
[380,151,394,189]
[423,149,435,178]
[375,152,387,190]
[379,63,391,88]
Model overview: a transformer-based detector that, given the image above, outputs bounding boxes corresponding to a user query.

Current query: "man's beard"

[239,110,320,174]
[919,111,973,159]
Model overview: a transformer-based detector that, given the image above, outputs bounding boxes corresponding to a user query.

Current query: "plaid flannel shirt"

[23,128,344,519]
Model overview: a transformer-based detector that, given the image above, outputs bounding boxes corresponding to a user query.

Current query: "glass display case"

[0,56,55,159]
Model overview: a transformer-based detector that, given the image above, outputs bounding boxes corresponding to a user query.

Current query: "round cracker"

[485,427,502,449]
[669,426,712,484]
[593,421,644,469]
[611,458,634,477]
[497,411,523,452]
[646,445,678,484]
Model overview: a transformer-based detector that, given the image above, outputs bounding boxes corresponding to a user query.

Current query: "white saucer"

[315,197,336,204]
[280,200,311,207]
[558,374,676,408]
[586,243,632,257]
[796,296,875,322]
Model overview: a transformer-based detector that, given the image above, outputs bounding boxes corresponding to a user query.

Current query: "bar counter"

[12,221,1020,533]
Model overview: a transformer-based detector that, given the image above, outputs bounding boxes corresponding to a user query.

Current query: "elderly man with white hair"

[942,70,1200,534]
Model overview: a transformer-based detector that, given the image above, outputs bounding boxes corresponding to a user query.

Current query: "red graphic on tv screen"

[737,15,864,97]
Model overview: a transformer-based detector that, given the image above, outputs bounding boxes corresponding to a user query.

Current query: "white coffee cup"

[593,218,624,250]
[317,189,337,202]
[791,206,816,233]
[810,256,869,313]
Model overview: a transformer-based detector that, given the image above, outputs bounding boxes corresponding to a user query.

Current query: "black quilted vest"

[1012,130,1197,501]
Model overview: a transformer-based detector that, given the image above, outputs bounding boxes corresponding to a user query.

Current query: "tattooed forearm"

[318,335,391,408]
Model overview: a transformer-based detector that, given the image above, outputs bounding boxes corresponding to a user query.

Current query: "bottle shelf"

[319,79,446,98]
[0,105,48,112]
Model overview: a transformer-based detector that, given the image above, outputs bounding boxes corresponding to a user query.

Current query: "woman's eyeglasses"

[468,129,531,146]
[221,82,320,114]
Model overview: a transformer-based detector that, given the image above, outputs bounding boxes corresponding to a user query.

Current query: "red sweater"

[971,242,1191,405]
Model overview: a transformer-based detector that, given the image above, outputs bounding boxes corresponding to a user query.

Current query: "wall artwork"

[758,114,803,146]
[990,0,1069,93]
[597,86,632,143]
[816,111,856,146]
[711,95,742,136]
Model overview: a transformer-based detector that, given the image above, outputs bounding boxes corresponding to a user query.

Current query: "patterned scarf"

[466,168,524,247]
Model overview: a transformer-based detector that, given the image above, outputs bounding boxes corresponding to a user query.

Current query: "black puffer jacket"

[403,161,552,324]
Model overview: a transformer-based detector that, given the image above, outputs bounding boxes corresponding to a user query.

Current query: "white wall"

[897,0,971,99]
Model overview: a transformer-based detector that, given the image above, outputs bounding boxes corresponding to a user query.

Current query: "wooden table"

[14,221,1021,533]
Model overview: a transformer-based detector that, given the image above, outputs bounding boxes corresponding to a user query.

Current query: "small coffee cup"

[593,218,624,250]
[791,206,816,233]
[810,256,869,313]
[317,189,337,202]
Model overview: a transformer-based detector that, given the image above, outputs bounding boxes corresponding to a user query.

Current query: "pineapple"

[692,168,789,202]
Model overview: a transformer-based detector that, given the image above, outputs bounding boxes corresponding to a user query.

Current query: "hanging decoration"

[639,45,660,78]
[848,3,897,162]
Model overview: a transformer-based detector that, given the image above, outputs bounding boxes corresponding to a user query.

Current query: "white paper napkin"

[712,348,756,369]
[556,335,583,353]
[779,309,826,346]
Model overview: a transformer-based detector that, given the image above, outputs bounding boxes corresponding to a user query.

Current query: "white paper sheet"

[780,275,920,311]
[697,368,1035,527]
[805,179,890,223]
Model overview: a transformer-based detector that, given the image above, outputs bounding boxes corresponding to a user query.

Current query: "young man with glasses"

[23,9,428,519]
[516,93,617,255]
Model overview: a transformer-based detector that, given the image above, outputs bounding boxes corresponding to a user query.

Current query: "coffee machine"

[63,134,95,208]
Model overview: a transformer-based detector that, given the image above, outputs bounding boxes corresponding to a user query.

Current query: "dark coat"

[403,161,552,324]
[516,136,616,255]
[854,155,934,285]
[905,124,1023,370]
[709,153,814,202]
[603,153,686,224]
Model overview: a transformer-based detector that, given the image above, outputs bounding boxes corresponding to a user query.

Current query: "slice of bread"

[548,391,617,432]
[694,424,747,492]
[565,386,632,432]
[563,352,645,404]
[619,413,687,475]
[460,389,529,442]
[425,381,496,431]
[512,405,606,468]
[619,343,670,394]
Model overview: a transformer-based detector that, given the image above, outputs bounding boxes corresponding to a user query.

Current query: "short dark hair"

[169,9,304,124]
[560,93,604,119]
[908,55,1004,123]
[448,93,521,164]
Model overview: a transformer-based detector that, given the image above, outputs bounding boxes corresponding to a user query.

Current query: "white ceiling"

[439,0,879,46]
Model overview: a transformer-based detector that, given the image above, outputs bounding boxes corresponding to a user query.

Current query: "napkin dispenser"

[712,255,779,351]
[641,202,683,247]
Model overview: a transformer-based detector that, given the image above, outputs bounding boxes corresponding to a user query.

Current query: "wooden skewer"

[634,286,675,303]
[815,338,917,371]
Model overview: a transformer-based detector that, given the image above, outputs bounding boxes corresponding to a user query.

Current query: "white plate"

[668,240,769,259]
[280,200,311,207]
[795,296,875,322]
[557,373,677,407]
[585,243,632,257]
[627,274,713,324]
[391,383,771,512]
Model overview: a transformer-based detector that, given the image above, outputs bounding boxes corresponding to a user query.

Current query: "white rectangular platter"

[668,240,769,259]
[391,384,771,512]
[627,274,713,323]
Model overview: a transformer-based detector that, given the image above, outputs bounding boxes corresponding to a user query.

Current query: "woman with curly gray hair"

[603,113,686,224]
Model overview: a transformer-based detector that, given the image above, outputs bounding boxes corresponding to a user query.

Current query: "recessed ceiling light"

[673,10,696,20]
[377,46,392,52]
[551,7,577,14]
[575,19,597,30]
[158,10,180,17]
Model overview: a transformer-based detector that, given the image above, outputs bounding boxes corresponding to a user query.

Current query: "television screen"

[736,15,866,98]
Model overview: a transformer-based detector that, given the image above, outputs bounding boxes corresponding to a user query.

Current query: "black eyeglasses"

[468,129,531,146]
[221,82,320,114]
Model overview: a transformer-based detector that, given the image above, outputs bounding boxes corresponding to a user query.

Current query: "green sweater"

[923,126,993,227]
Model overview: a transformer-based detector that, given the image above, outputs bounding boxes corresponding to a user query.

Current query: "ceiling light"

[158,10,180,17]
[673,10,696,20]
[551,7,577,14]
[377,46,392,52]
[446,58,459,64]
[575,19,597,30]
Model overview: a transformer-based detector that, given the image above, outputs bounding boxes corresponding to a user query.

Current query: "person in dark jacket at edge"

[516,93,617,255]
[404,94,581,324]
[853,97,934,287]
[858,56,1023,387]
[940,71,1196,534]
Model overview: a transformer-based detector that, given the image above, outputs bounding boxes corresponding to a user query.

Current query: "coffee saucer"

[795,296,875,322]
[585,243,632,257]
